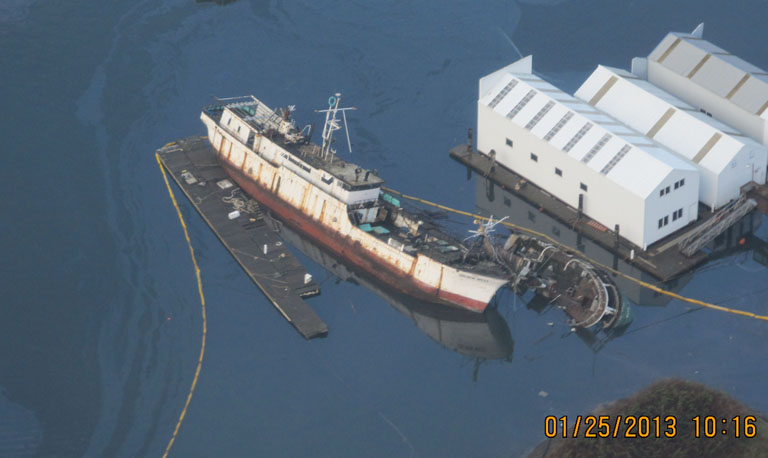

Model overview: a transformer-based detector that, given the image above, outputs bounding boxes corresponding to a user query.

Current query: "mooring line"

[382,186,768,322]
[156,151,208,457]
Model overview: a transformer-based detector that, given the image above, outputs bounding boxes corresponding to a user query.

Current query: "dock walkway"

[157,137,327,339]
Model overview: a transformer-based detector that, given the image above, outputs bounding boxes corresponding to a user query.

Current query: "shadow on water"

[267,216,515,371]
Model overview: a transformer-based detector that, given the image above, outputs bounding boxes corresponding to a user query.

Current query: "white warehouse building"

[575,65,767,210]
[477,56,699,250]
[633,23,768,147]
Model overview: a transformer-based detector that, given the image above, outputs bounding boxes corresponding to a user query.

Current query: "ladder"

[678,194,757,257]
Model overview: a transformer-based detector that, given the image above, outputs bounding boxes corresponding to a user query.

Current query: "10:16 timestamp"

[692,416,757,438]
[545,415,759,438]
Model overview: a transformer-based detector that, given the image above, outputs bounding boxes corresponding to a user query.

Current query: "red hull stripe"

[219,156,490,313]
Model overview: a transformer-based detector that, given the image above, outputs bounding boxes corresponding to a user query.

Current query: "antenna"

[315,93,356,163]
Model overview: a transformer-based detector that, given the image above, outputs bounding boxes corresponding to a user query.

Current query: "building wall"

[712,146,766,207]
[478,103,697,249]
[647,61,768,147]
[641,167,699,248]
[577,66,765,210]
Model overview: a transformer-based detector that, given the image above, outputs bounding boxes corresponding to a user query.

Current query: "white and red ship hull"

[202,111,508,312]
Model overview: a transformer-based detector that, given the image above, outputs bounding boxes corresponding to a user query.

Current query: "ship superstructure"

[200,94,510,311]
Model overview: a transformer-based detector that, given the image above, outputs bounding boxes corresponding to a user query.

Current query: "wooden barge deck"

[157,137,327,340]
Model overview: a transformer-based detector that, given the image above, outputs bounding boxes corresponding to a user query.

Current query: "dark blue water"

[1,1,767,456]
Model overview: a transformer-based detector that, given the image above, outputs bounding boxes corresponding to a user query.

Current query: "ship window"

[530,153,538,162]
[580,182,588,191]
[506,138,513,148]
[555,167,562,177]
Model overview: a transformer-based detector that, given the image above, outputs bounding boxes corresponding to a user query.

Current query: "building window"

[658,218,663,228]
[227,117,232,126]
[580,182,588,191]
[562,122,594,152]
[506,138,513,148]
[673,208,683,220]
[544,112,574,141]
[237,125,241,133]
[525,100,555,130]
[506,89,536,119]
[680,179,684,187]
[555,167,563,176]
[664,215,669,225]
[674,181,679,189]
[530,153,538,162]
[666,186,670,194]
[488,80,519,109]
[503,197,511,207]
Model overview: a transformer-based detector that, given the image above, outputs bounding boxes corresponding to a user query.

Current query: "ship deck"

[205,102,384,190]
[354,199,508,276]
[156,136,328,340]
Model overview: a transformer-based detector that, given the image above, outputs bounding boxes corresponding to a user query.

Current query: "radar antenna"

[315,93,356,163]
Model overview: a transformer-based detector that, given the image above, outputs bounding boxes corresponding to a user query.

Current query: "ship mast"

[316,93,356,163]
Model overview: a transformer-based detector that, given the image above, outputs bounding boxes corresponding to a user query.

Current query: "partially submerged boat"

[201,94,510,312]
[498,231,633,330]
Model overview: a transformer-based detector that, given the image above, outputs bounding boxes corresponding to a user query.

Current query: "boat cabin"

[203,97,384,223]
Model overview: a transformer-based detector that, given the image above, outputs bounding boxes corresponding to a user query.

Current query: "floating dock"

[157,137,327,339]
[451,145,763,281]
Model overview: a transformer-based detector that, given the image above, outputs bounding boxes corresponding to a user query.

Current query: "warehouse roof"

[648,27,768,120]
[575,65,764,175]
[479,57,697,199]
